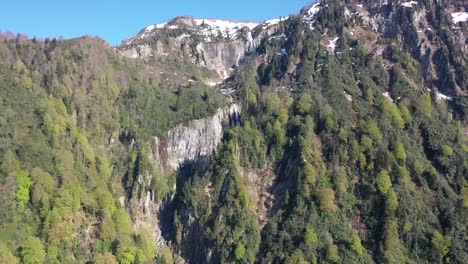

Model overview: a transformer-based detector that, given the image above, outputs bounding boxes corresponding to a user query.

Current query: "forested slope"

[0,0,467,263]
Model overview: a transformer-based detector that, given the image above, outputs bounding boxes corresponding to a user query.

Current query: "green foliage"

[399,104,413,124]
[393,142,406,165]
[135,227,157,262]
[381,98,405,129]
[418,94,432,118]
[318,188,338,213]
[227,122,266,168]
[376,170,392,195]
[350,234,364,255]
[327,244,340,263]
[15,170,32,210]
[116,244,137,264]
[431,231,451,259]
[235,243,246,261]
[302,163,317,186]
[112,209,133,236]
[20,237,46,264]
[359,120,382,142]
[303,226,318,246]
[0,242,19,264]
[296,94,313,115]
[440,145,453,156]
[383,219,400,253]
[0,150,21,175]
[100,210,116,240]
[385,188,399,215]
[94,252,118,264]
[462,187,468,208]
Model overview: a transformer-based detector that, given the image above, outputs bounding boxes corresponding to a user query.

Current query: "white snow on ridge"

[401,1,418,8]
[303,2,321,30]
[193,19,258,41]
[328,37,339,52]
[307,2,321,16]
[133,22,175,41]
[128,19,258,44]
[264,16,289,27]
[451,12,468,23]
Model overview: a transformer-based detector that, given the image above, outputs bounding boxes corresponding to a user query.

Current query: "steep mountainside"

[0,0,467,264]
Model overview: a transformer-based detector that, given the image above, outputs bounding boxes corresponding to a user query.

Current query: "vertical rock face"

[195,38,253,78]
[126,175,165,247]
[126,104,240,250]
[149,104,241,174]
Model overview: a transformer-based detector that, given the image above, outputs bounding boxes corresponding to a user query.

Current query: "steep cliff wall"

[148,104,240,174]
[126,104,241,251]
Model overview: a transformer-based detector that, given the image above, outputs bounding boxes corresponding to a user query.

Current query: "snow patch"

[343,91,353,102]
[451,12,468,23]
[383,92,393,102]
[307,3,321,16]
[434,90,453,101]
[328,37,339,52]
[194,19,258,42]
[206,81,221,87]
[130,22,178,42]
[401,1,417,8]
[155,23,166,29]
[264,17,289,27]
[303,2,321,30]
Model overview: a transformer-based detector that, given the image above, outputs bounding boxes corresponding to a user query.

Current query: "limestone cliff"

[148,104,240,174]
[125,104,240,250]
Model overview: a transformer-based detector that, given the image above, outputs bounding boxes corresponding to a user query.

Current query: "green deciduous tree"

[303,226,318,246]
[319,188,338,213]
[0,150,21,174]
[20,237,46,264]
[418,94,432,118]
[302,163,317,186]
[116,244,137,264]
[385,188,399,215]
[440,145,453,156]
[15,170,32,210]
[381,99,405,129]
[327,244,339,263]
[94,252,118,264]
[394,142,406,165]
[0,242,19,264]
[350,234,364,254]
[376,170,392,195]
[235,243,246,261]
[432,231,451,259]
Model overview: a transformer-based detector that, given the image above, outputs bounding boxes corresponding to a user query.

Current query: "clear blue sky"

[0,0,314,46]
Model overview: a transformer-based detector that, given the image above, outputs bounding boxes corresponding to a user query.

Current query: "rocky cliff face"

[126,104,240,249]
[148,104,241,174]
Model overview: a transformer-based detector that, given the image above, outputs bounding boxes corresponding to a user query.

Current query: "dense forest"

[0,0,467,263]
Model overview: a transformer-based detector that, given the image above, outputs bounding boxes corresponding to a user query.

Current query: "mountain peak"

[123,16,260,45]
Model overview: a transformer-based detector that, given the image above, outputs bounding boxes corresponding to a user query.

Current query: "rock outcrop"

[149,104,240,174]
[125,104,240,249]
